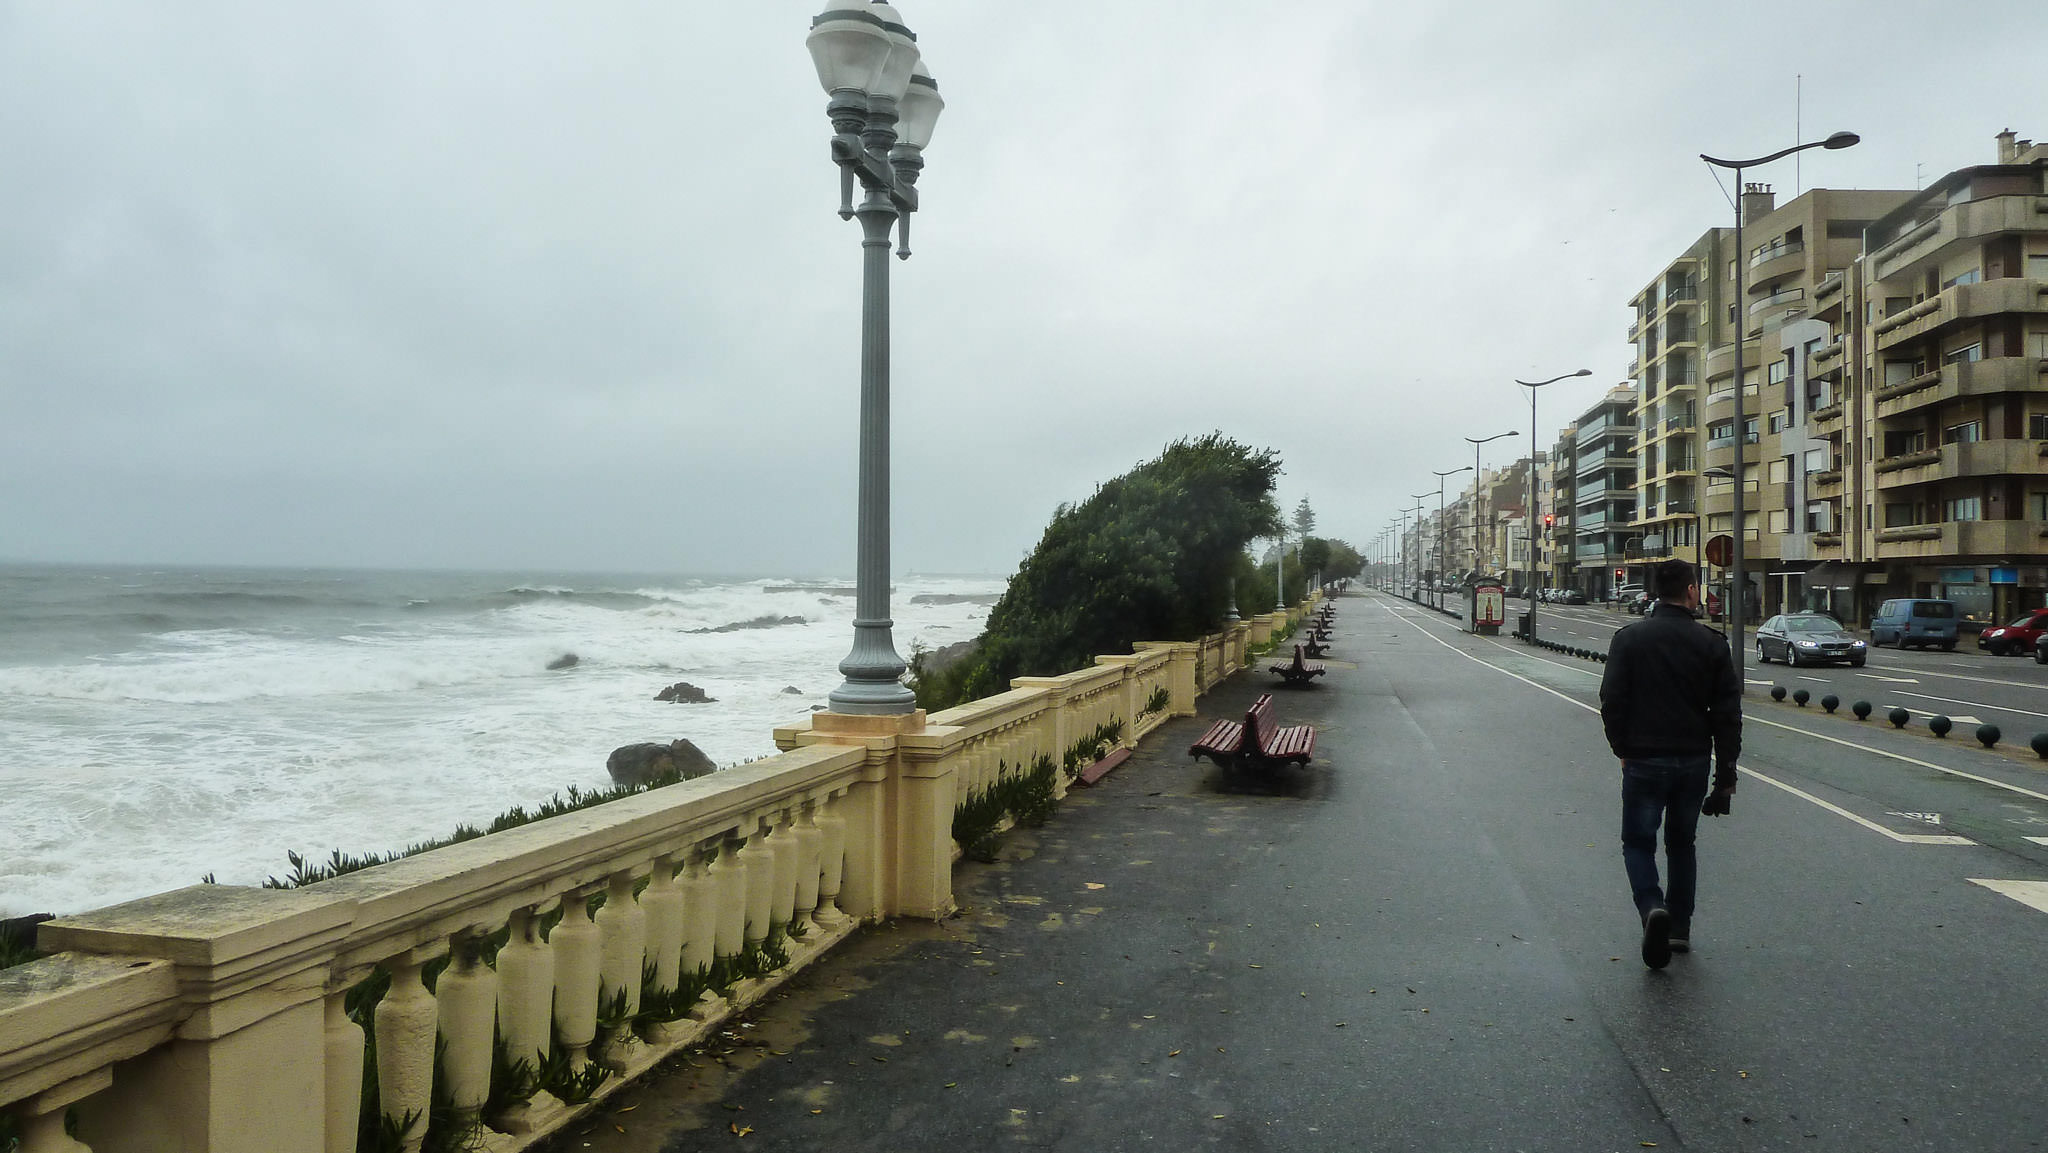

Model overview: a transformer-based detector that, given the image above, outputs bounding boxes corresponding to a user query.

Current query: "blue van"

[1869,598,1959,650]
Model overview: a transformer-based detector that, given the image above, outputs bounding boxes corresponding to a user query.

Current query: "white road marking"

[1887,812,1944,825]
[1888,689,2048,722]
[1798,676,1830,683]
[2026,836,2048,847]
[1882,705,1983,725]
[1856,673,1921,683]
[1969,878,2048,915]
[1374,597,1976,845]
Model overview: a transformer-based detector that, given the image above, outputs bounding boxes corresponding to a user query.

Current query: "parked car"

[1756,613,1868,667]
[1560,588,1587,605]
[1980,608,2048,656]
[1613,583,1643,608]
[1869,598,1960,650]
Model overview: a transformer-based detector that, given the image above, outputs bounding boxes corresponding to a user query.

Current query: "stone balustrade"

[0,602,1319,1153]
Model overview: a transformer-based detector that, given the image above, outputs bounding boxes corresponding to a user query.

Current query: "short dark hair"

[1652,559,1696,603]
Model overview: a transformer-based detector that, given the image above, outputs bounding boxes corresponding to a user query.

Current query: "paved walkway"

[546,591,2048,1151]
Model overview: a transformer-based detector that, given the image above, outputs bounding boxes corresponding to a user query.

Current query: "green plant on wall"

[1139,685,1170,721]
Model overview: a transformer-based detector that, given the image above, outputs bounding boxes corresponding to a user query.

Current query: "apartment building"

[1570,385,1639,599]
[1549,423,1578,592]
[1803,131,2048,624]
[1629,184,1914,618]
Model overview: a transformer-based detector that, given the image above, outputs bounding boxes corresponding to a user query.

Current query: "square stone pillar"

[789,712,960,923]
[39,886,358,1153]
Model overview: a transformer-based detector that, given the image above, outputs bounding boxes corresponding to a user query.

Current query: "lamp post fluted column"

[1464,430,1517,576]
[1701,130,1857,683]
[1433,467,1472,611]
[808,4,944,714]
[1515,369,1590,642]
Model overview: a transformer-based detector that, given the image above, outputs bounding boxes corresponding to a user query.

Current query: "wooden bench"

[1305,624,1333,643]
[1268,643,1326,686]
[1189,693,1316,774]
[1302,637,1331,659]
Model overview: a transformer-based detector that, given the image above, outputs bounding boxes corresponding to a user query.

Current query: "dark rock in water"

[914,637,982,677]
[692,614,806,635]
[811,705,828,712]
[606,739,717,787]
[781,685,804,695]
[655,681,716,704]
[546,653,580,671]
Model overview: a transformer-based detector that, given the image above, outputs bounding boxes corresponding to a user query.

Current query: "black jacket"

[1600,603,1743,784]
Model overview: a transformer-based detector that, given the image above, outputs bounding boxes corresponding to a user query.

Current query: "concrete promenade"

[552,591,2048,1152]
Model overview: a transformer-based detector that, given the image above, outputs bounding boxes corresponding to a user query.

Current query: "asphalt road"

[552,590,2048,1152]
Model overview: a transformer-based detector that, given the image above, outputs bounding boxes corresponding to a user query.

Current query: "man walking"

[1599,558,1741,969]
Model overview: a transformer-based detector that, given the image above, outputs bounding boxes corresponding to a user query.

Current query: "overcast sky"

[2,2,2041,576]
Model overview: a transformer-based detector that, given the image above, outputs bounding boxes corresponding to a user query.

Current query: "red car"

[1980,608,2048,656]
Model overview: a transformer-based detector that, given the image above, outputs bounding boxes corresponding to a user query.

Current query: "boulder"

[546,653,580,671]
[781,685,804,695]
[914,637,982,678]
[606,739,717,788]
[655,681,716,704]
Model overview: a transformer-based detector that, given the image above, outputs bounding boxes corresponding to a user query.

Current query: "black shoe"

[1641,907,1672,969]
[1668,921,1690,954]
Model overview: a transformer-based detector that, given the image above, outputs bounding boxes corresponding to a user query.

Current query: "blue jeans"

[1621,755,1712,927]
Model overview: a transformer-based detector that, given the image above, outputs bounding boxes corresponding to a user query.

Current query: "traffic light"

[1543,513,1554,529]
[1614,567,1625,582]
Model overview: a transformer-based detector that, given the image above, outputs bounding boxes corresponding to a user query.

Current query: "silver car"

[1756,613,1867,667]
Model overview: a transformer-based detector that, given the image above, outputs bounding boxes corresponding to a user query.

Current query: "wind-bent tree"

[911,435,1281,710]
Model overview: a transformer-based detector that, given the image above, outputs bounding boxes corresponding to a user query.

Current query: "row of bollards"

[1511,631,1609,663]
[1765,682,2046,756]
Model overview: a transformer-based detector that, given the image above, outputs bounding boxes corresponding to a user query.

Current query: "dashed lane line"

[1371,597,1978,846]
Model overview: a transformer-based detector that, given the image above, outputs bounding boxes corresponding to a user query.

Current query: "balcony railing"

[1874,356,2048,420]
[1749,241,1805,270]
[1749,285,1807,316]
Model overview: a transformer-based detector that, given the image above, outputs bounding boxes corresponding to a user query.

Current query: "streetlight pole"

[1701,130,1858,682]
[1464,430,1518,575]
[1514,369,1591,643]
[807,4,945,714]
[1434,467,1473,611]
[1409,495,1431,601]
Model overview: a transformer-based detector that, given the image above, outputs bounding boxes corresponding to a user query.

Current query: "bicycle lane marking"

[1376,598,1975,846]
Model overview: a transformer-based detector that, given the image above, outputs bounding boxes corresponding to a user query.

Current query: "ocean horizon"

[0,562,1004,917]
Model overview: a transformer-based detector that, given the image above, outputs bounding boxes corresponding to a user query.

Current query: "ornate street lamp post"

[1700,130,1857,684]
[806,4,945,714]
[1433,467,1473,611]
[1515,369,1591,643]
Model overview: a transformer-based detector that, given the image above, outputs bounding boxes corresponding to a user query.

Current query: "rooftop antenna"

[1914,162,1925,190]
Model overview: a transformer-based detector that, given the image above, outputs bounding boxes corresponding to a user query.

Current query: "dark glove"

[1702,789,1732,817]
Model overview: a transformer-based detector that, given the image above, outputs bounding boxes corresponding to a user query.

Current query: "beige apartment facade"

[1803,131,2048,626]
[1629,184,1917,619]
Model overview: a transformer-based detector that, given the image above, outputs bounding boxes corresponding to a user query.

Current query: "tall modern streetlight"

[1464,430,1518,573]
[1409,495,1431,601]
[806,3,945,714]
[1515,369,1592,642]
[1433,467,1473,610]
[1700,130,1858,682]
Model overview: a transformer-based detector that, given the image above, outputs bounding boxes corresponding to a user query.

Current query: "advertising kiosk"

[1470,579,1505,636]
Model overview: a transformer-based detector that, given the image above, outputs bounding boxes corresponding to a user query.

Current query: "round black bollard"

[2033,734,2048,759]
[1770,685,1787,702]
[1976,724,2001,749]
[1793,689,1811,707]
[1929,715,1953,738]
[1888,707,1910,728]
[1821,694,1840,714]
[1853,700,1872,720]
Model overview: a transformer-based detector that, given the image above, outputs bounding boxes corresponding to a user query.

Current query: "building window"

[2032,492,2048,520]
[1884,503,1918,528]
[1766,458,1790,485]
[1743,417,1760,444]
[1767,410,1787,434]
[2029,413,2048,439]
[2029,255,2048,281]
[1707,420,1733,444]
[1943,421,1981,445]
[1804,448,1828,471]
[1942,268,1981,289]
[1945,496,1982,522]
[1768,360,1789,386]
[1884,430,1927,456]
[1806,503,1830,532]
[1943,343,1983,365]
[1767,509,1790,534]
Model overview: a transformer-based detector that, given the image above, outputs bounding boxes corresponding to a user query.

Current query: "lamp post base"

[828,619,917,715]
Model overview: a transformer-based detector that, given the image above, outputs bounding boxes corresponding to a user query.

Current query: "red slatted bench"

[1189,693,1316,775]
[1268,643,1326,687]
[1302,637,1331,659]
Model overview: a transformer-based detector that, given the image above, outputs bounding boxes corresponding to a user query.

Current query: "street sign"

[1704,534,1735,567]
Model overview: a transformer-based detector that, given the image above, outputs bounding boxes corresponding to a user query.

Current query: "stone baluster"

[436,936,496,1140]
[679,844,718,990]
[323,990,365,1153]
[14,1068,106,1153]
[792,801,825,933]
[739,820,777,953]
[708,836,748,970]
[596,870,648,1069]
[769,808,800,936]
[551,894,602,1074]
[374,954,438,1153]
[492,906,563,1134]
[642,855,685,1000]
[814,792,850,925]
